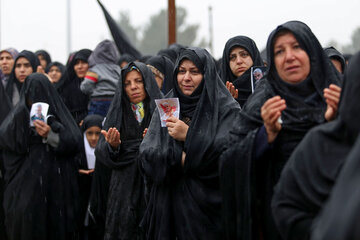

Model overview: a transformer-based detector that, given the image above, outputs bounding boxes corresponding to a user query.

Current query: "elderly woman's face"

[124,70,146,104]
[273,32,310,84]
[177,59,203,96]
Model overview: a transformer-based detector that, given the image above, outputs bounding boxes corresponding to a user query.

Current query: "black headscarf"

[117,54,136,67]
[139,47,240,239]
[146,55,175,94]
[157,43,184,64]
[35,49,52,68]
[81,114,103,133]
[220,36,264,107]
[219,20,342,240]
[58,49,92,123]
[324,46,346,74]
[272,51,360,240]
[5,50,39,105]
[45,61,66,89]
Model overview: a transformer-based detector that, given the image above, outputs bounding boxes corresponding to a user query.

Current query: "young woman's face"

[124,70,146,104]
[229,47,253,77]
[0,51,15,75]
[273,32,310,84]
[177,59,203,96]
[74,59,89,78]
[37,55,48,70]
[48,66,62,83]
[85,126,101,148]
[15,57,33,83]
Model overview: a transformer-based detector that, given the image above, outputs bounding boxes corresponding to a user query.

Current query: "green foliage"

[117,7,207,55]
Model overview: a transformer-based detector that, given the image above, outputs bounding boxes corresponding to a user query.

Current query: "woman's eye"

[229,55,236,61]
[275,49,283,56]
[240,52,249,58]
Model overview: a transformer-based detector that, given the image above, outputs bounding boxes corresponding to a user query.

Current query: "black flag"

[97,0,142,60]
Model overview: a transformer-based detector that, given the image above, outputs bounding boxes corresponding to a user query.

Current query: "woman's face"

[177,59,203,96]
[85,126,101,148]
[124,70,146,104]
[74,59,89,78]
[0,51,15,75]
[37,55,48,70]
[15,57,33,83]
[229,47,253,77]
[273,32,310,84]
[48,65,62,83]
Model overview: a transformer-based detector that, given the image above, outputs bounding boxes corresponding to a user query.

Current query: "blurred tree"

[117,12,140,48]
[341,26,360,54]
[117,7,207,55]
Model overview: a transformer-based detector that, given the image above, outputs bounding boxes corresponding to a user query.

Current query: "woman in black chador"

[95,61,162,240]
[272,51,360,240]
[58,49,92,124]
[220,35,264,107]
[139,47,240,240]
[0,73,82,240]
[219,21,342,240]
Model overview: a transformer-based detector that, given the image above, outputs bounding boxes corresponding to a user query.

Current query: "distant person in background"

[35,50,52,71]
[58,49,92,124]
[117,54,136,69]
[0,48,18,89]
[220,35,264,107]
[324,46,346,74]
[80,40,121,117]
[46,61,65,85]
[157,43,184,64]
[146,55,174,94]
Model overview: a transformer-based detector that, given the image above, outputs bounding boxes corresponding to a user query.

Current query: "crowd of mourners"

[0,17,360,240]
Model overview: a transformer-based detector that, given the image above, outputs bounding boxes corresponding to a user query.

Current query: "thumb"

[101,130,108,138]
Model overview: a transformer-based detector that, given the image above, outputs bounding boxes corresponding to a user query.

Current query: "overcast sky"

[1,0,359,63]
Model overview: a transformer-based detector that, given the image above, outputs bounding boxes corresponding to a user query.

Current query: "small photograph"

[155,98,180,127]
[30,102,49,127]
[251,66,267,92]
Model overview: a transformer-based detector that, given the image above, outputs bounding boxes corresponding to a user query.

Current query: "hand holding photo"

[30,102,49,127]
[155,98,180,127]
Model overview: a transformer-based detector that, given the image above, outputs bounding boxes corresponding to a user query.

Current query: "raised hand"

[101,127,121,149]
[261,96,286,143]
